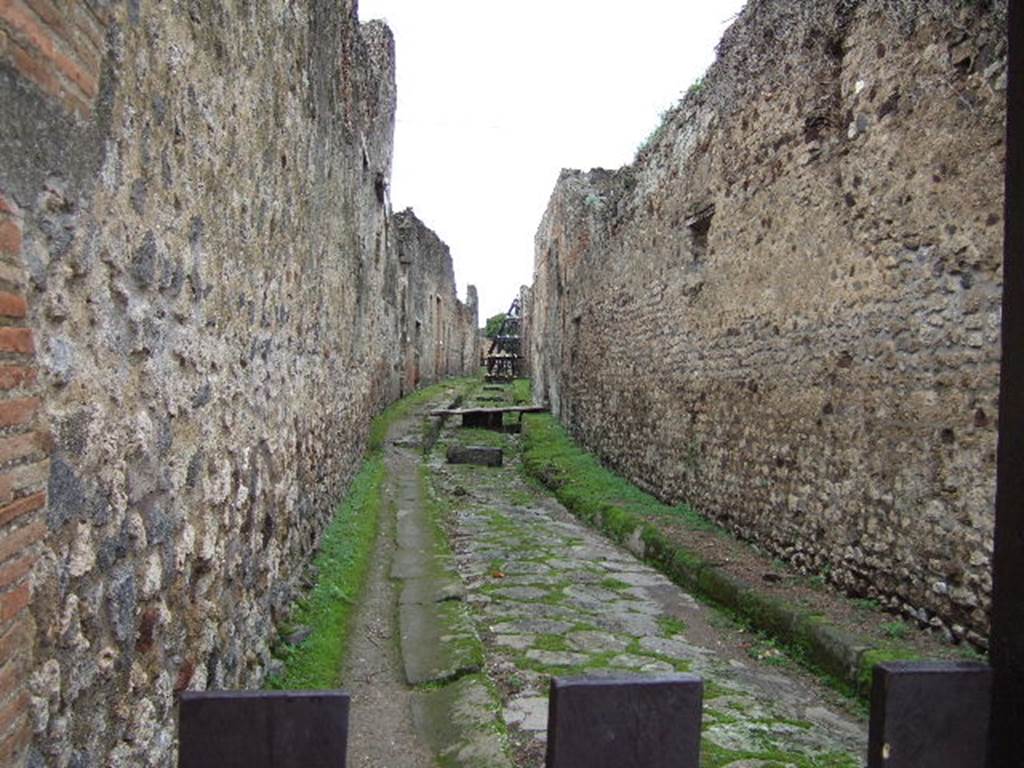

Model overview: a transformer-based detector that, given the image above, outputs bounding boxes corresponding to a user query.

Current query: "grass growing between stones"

[370,377,479,451]
[267,379,471,690]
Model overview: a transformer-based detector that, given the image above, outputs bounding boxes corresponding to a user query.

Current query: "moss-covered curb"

[521,413,913,700]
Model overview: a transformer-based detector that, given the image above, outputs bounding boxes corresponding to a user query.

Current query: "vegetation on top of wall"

[634,71,707,160]
[268,379,471,690]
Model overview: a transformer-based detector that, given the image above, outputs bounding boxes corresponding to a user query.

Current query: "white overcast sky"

[359,1,748,322]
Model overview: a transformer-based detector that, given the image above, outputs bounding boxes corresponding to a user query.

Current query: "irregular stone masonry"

[529,0,1006,644]
[0,2,476,765]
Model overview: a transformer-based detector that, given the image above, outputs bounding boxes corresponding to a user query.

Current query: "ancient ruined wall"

[518,284,532,380]
[394,209,478,393]
[0,2,472,766]
[532,0,1006,645]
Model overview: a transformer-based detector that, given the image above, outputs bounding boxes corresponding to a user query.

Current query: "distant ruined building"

[530,0,1006,648]
[0,2,474,765]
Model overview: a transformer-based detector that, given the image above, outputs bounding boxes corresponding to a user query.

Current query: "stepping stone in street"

[447,445,503,467]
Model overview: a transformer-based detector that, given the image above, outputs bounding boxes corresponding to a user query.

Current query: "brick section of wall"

[531,1,1006,646]
[0,192,46,768]
[0,0,108,119]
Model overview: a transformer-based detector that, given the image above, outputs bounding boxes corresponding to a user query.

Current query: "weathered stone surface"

[447,445,504,467]
[529,0,1006,639]
[411,675,513,768]
[0,2,477,765]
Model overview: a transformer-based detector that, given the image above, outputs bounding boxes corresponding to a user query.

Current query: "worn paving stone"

[503,695,549,733]
[524,649,592,667]
[494,635,536,651]
[491,619,575,635]
[490,586,553,601]
[565,631,631,654]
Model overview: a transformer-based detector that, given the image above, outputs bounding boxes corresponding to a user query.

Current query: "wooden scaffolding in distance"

[485,297,524,382]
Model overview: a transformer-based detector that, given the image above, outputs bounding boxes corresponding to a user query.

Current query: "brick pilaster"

[0,192,47,768]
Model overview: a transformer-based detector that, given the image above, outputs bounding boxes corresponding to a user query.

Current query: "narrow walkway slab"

[386,390,512,768]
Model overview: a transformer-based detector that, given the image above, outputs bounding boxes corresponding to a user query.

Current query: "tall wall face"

[532,0,1006,645]
[394,209,478,393]
[0,2,471,766]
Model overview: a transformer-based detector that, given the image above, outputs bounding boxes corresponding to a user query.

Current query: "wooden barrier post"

[868,661,991,768]
[989,2,1024,766]
[545,676,703,768]
[177,690,350,768]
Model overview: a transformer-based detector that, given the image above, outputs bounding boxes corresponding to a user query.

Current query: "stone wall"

[394,209,478,393]
[0,1,475,765]
[531,0,1007,646]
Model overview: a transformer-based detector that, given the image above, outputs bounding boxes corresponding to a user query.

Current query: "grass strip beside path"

[268,379,474,690]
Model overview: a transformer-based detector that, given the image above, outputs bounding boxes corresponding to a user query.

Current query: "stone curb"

[525,462,884,699]
[639,527,878,696]
[391,390,510,765]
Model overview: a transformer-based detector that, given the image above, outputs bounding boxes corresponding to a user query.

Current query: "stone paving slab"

[411,674,514,768]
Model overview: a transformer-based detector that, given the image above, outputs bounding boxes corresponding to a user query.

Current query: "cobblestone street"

[417,385,867,767]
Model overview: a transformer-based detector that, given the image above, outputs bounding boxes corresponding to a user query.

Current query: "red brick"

[0,582,29,623]
[0,221,20,259]
[0,398,38,429]
[0,432,38,466]
[0,658,23,701]
[0,717,29,765]
[7,38,59,99]
[0,553,32,591]
[0,518,44,564]
[0,692,28,740]
[0,432,40,467]
[0,293,26,320]
[0,367,35,391]
[0,195,17,218]
[0,492,43,528]
[2,0,97,98]
[23,0,101,78]
[0,329,33,356]
[0,619,29,668]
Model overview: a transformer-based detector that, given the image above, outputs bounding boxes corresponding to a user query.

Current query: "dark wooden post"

[177,690,350,768]
[989,3,1024,766]
[545,676,703,768]
[868,662,991,768]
